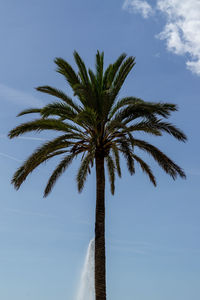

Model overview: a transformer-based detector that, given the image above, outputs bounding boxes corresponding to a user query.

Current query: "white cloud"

[157,0,200,75]
[0,83,43,106]
[123,0,154,18]
[122,0,200,75]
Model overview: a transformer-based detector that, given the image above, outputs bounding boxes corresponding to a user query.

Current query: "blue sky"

[0,0,200,299]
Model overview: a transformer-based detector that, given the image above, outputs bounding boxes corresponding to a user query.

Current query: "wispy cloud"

[109,239,153,255]
[187,169,200,176]
[0,134,46,141]
[0,152,21,162]
[123,0,200,75]
[6,208,57,219]
[0,83,43,106]
[109,238,200,255]
[123,0,154,18]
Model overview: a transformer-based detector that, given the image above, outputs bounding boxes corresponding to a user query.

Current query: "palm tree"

[8,51,186,300]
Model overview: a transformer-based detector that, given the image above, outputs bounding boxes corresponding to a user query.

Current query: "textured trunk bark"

[95,154,106,300]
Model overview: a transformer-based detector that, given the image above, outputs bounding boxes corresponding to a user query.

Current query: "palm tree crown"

[8,51,186,195]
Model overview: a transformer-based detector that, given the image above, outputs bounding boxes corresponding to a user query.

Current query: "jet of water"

[77,239,95,300]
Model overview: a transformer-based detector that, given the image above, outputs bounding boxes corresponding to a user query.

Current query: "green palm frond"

[112,102,177,124]
[77,152,94,192]
[109,97,143,119]
[54,57,80,88]
[132,154,156,186]
[44,153,76,197]
[133,138,186,179]
[36,86,81,112]
[111,56,135,100]
[17,108,41,117]
[73,51,89,86]
[8,118,84,138]
[88,69,98,94]
[75,107,97,129]
[95,51,104,90]
[11,135,72,189]
[117,139,135,175]
[105,53,127,88]
[127,121,162,136]
[102,64,112,89]
[111,144,121,177]
[106,154,115,194]
[106,120,134,144]
[41,102,77,119]
[147,120,187,141]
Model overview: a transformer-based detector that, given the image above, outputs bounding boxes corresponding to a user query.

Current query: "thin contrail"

[0,134,46,141]
[0,152,22,162]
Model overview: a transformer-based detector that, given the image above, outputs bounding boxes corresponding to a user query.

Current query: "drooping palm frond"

[111,144,121,178]
[44,153,76,197]
[17,108,42,117]
[11,135,72,189]
[8,118,84,138]
[117,139,135,175]
[77,152,94,192]
[106,154,115,195]
[145,120,187,141]
[133,139,186,179]
[132,154,156,186]
[111,102,177,124]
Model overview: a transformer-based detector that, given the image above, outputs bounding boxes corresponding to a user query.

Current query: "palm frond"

[95,51,104,90]
[106,154,115,194]
[73,51,89,86]
[112,102,178,124]
[75,107,97,128]
[54,57,80,88]
[148,120,187,141]
[8,118,83,138]
[88,69,98,95]
[133,139,186,179]
[106,120,135,145]
[17,108,41,117]
[11,135,72,189]
[111,56,136,99]
[106,53,127,88]
[102,64,112,89]
[77,152,94,192]
[44,153,76,197]
[117,139,135,175]
[36,86,81,112]
[109,97,143,119]
[132,154,156,186]
[111,144,121,177]
[127,120,162,136]
[41,102,77,119]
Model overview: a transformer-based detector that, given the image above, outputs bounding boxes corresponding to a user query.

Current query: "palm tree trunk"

[95,154,106,300]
